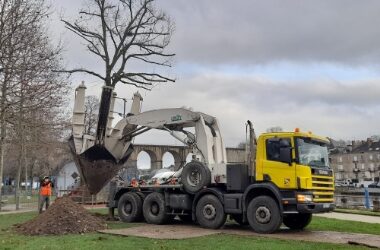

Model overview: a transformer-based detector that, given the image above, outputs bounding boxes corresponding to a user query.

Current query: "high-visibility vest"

[40,182,52,196]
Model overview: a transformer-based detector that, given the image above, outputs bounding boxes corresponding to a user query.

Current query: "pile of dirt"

[15,196,107,235]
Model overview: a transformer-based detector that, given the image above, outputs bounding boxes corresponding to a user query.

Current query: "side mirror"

[279,147,292,165]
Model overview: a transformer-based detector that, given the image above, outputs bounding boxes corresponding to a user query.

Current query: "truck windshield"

[296,138,330,168]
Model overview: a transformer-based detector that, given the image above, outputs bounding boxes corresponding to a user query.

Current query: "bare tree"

[0,0,69,209]
[61,0,175,88]
[266,126,283,133]
[84,95,100,135]
[237,142,246,149]
[60,0,175,143]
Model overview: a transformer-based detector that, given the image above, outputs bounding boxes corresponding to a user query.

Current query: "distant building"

[330,138,380,183]
[54,161,81,195]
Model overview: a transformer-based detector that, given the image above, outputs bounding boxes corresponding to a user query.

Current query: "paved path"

[100,224,380,248]
[315,212,380,224]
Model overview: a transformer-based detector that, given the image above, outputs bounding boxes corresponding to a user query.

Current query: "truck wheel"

[143,192,169,224]
[118,192,143,222]
[247,196,282,234]
[283,213,312,230]
[196,194,226,229]
[181,161,211,194]
[230,214,248,226]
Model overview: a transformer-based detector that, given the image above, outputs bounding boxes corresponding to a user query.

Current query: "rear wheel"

[283,213,312,230]
[143,192,170,224]
[118,192,143,222]
[196,194,226,229]
[181,161,211,194]
[247,196,282,234]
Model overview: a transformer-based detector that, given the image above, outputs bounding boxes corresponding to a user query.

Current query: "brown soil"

[15,196,106,235]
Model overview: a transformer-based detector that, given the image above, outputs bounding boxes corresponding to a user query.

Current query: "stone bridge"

[125,144,246,171]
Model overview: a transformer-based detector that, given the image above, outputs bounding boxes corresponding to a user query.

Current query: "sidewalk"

[315,212,380,224]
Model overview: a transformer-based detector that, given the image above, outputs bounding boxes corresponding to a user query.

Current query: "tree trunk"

[0,75,7,211]
[15,84,24,210]
[0,132,5,211]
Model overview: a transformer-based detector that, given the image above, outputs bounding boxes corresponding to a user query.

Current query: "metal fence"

[0,186,42,212]
[2,184,380,213]
[0,184,110,213]
[334,187,380,211]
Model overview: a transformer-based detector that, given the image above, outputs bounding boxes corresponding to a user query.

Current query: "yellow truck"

[71,84,335,234]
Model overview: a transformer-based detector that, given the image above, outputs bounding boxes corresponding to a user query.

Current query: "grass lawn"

[309,216,380,235]
[0,210,376,250]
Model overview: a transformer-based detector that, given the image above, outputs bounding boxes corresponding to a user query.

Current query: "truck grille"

[311,175,334,203]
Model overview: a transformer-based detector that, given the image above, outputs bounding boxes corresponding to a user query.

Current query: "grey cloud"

[174,74,380,110]
[157,0,380,66]
[113,74,380,146]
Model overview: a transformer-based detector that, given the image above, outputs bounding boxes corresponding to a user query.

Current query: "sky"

[50,0,380,157]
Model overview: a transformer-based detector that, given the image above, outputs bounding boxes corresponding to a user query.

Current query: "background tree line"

[0,0,70,209]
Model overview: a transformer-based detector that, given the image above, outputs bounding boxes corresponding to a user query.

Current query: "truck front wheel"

[118,192,143,222]
[283,213,312,230]
[247,196,282,234]
[196,194,226,229]
[143,192,170,224]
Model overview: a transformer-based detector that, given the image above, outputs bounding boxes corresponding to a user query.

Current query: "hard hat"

[43,176,49,179]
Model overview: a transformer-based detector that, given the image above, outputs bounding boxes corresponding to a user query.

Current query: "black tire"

[283,213,312,230]
[230,214,248,226]
[181,161,211,194]
[118,192,143,222]
[196,194,226,229]
[143,192,170,224]
[178,214,193,223]
[247,196,282,234]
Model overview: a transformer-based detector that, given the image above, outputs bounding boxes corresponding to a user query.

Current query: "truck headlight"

[297,194,313,203]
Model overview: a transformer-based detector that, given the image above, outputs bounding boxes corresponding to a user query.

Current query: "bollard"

[364,187,370,209]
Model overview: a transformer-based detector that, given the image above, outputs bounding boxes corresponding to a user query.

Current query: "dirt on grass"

[15,196,107,235]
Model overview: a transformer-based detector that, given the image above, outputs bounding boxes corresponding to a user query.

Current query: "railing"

[334,187,380,211]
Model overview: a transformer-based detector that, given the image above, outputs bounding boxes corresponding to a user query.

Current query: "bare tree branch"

[61,0,175,88]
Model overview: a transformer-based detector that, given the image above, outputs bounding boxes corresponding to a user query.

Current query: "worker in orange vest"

[39,176,53,213]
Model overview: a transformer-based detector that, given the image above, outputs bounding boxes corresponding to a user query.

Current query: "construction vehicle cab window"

[70,83,335,234]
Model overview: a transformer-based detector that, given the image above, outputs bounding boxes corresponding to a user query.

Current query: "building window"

[370,155,373,160]
[370,163,375,171]
[338,165,344,171]
[361,163,365,170]
[353,156,358,161]
[338,157,343,163]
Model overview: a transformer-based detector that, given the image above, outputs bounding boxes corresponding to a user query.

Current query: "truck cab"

[255,130,334,215]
